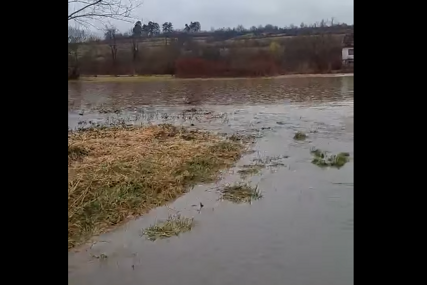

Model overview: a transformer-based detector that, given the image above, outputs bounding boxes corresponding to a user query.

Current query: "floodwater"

[68,75,354,285]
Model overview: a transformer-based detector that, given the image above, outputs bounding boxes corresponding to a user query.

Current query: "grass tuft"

[293,131,307,140]
[221,183,262,203]
[142,214,195,241]
[310,148,350,168]
[237,164,265,177]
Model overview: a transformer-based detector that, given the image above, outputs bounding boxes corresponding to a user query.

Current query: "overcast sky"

[70,0,353,33]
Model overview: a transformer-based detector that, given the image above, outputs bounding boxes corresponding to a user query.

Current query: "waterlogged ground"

[68,76,353,285]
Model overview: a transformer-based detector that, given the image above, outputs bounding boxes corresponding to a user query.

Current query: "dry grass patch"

[68,145,89,162]
[68,124,245,249]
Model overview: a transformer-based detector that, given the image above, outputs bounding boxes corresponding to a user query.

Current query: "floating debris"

[91,253,108,260]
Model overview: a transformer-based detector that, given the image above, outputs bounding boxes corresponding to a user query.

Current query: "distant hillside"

[81,32,350,51]
[81,23,353,48]
[69,22,353,78]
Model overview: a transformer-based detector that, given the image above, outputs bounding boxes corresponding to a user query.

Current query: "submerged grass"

[68,124,245,249]
[310,148,350,168]
[142,214,195,241]
[79,75,174,83]
[237,164,265,178]
[293,131,307,140]
[253,155,288,167]
[221,183,262,203]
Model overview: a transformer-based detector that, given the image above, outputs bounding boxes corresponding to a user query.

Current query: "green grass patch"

[310,148,350,168]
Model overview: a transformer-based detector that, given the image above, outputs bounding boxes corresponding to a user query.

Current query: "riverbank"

[68,124,246,249]
[73,72,353,83]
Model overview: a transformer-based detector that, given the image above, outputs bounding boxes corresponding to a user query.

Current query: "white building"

[342,47,354,64]
[342,33,354,65]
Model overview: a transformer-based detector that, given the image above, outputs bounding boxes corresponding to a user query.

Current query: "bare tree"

[236,25,246,32]
[104,26,119,76]
[131,21,142,75]
[68,27,89,79]
[68,0,142,26]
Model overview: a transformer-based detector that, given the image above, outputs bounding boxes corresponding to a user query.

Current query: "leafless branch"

[68,0,102,20]
[68,0,142,23]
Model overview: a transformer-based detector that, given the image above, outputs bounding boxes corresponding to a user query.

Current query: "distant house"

[342,33,354,65]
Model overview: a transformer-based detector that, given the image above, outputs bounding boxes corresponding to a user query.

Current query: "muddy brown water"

[68,75,353,285]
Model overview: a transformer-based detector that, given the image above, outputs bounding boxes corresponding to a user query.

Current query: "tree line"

[102,19,352,41]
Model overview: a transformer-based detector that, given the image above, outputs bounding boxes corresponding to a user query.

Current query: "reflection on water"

[68,76,354,111]
[68,76,353,285]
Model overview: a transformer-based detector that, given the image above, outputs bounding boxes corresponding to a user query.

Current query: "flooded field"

[68,76,354,285]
